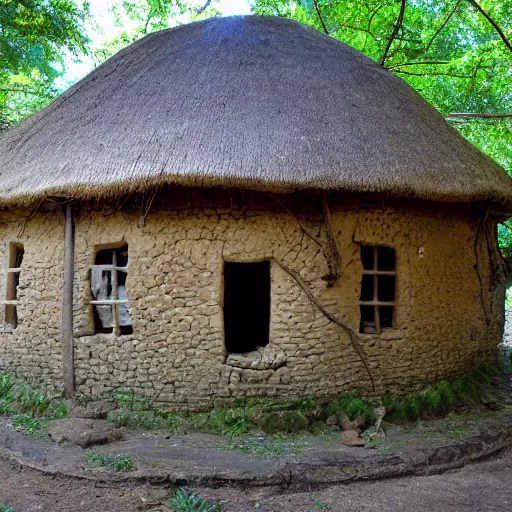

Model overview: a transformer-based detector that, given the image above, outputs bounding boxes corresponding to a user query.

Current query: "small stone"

[48,418,123,447]
[342,429,366,447]
[338,413,365,431]
[71,400,113,420]
[326,415,339,429]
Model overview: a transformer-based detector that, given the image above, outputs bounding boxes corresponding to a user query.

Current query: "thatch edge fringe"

[0,173,510,211]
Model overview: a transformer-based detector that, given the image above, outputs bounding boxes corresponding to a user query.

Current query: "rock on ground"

[48,418,122,447]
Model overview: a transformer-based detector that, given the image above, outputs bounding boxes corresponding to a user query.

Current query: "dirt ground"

[0,448,511,512]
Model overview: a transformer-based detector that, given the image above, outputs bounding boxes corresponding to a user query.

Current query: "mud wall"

[0,210,64,391]
[0,198,503,406]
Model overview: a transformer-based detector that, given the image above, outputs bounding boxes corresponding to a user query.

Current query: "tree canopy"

[0,0,89,128]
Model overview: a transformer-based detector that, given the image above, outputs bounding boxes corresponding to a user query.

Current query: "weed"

[0,372,67,428]
[13,412,43,434]
[258,409,308,434]
[207,408,252,436]
[362,426,377,449]
[311,495,329,510]
[108,408,170,430]
[83,451,136,472]
[0,398,13,415]
[447,428,468,439]
[47,400,68,420]
[0,505,14,512]
[322,394,376,426]
[15,386,50,416]
[75,394,94,406]
[164,488,222,512]
[0,374,13,398]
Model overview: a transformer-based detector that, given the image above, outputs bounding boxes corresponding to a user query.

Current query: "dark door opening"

[223,261,270,353]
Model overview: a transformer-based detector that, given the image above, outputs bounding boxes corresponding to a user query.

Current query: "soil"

[0,448,511,511]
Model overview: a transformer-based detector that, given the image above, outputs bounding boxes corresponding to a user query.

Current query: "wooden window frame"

[0,242,24,331]
[90,248,129,336]
[359,246,396,334]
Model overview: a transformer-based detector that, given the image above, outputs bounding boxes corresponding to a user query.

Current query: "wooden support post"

[62,204,75,398]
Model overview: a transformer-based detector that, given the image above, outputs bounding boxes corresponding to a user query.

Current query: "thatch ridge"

[0,15,511,208]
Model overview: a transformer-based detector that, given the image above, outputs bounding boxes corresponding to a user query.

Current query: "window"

[90,244,132,335]
[359,245,396,334]
[1,243,24,330]
[223,261,270,353]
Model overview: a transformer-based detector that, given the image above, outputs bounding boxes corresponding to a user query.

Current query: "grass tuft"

[0,372,68,437]
[164,488,223,512]
[382,361,497,423]
[83,450,136,472]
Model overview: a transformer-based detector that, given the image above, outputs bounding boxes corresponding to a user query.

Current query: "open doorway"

[223,261,270,353]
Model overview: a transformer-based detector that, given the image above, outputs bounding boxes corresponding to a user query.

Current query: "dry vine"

[270,194,341,286]
[273,258,375,392]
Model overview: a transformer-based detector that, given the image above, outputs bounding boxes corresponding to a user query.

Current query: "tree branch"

[388,60,450,69]
[467,0,512,53]
[196,0,213,16]
[446,112,512,118]
[380,0,407,66]
[313,0,329,35]
[423,0,460,55]
[394,69,473,78]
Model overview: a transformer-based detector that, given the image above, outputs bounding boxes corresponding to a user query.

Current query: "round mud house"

[0,16,511,408]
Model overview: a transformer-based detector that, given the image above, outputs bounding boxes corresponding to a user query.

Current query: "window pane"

[93,304,113,333]
[377,246,395,271]
[13,246,24,268]
[117,271,132,330]
[116,245,129,267]
[5,305,17,329]
[359,306,376,333]
[380,306,394,328]
[361,246,374,270]
[360,274,374,301]
[378,275,396,302]
[95,248,113,265]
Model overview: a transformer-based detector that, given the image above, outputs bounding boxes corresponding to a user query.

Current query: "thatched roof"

[0,15,511,208]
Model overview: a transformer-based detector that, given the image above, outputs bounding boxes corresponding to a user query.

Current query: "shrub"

[321,393,376,427]
[259,410,308,434]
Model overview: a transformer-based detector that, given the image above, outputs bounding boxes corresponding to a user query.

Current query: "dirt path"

[0,449,511,511]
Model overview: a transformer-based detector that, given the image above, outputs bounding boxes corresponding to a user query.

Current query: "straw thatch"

[0,15,511,207]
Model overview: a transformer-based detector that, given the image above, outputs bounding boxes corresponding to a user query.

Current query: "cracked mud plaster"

[0,200,503,409]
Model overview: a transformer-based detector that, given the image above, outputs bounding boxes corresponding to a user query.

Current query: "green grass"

[224,433,307,456]
[447,427,468,439]
[106,361,499,436]
[382,361,497,423]
[0,360,499,442]
[0,505,14,512]
[164,489,223,512]
[83,450,136,472]
[311,495,329,510]
[0,372,68,437]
